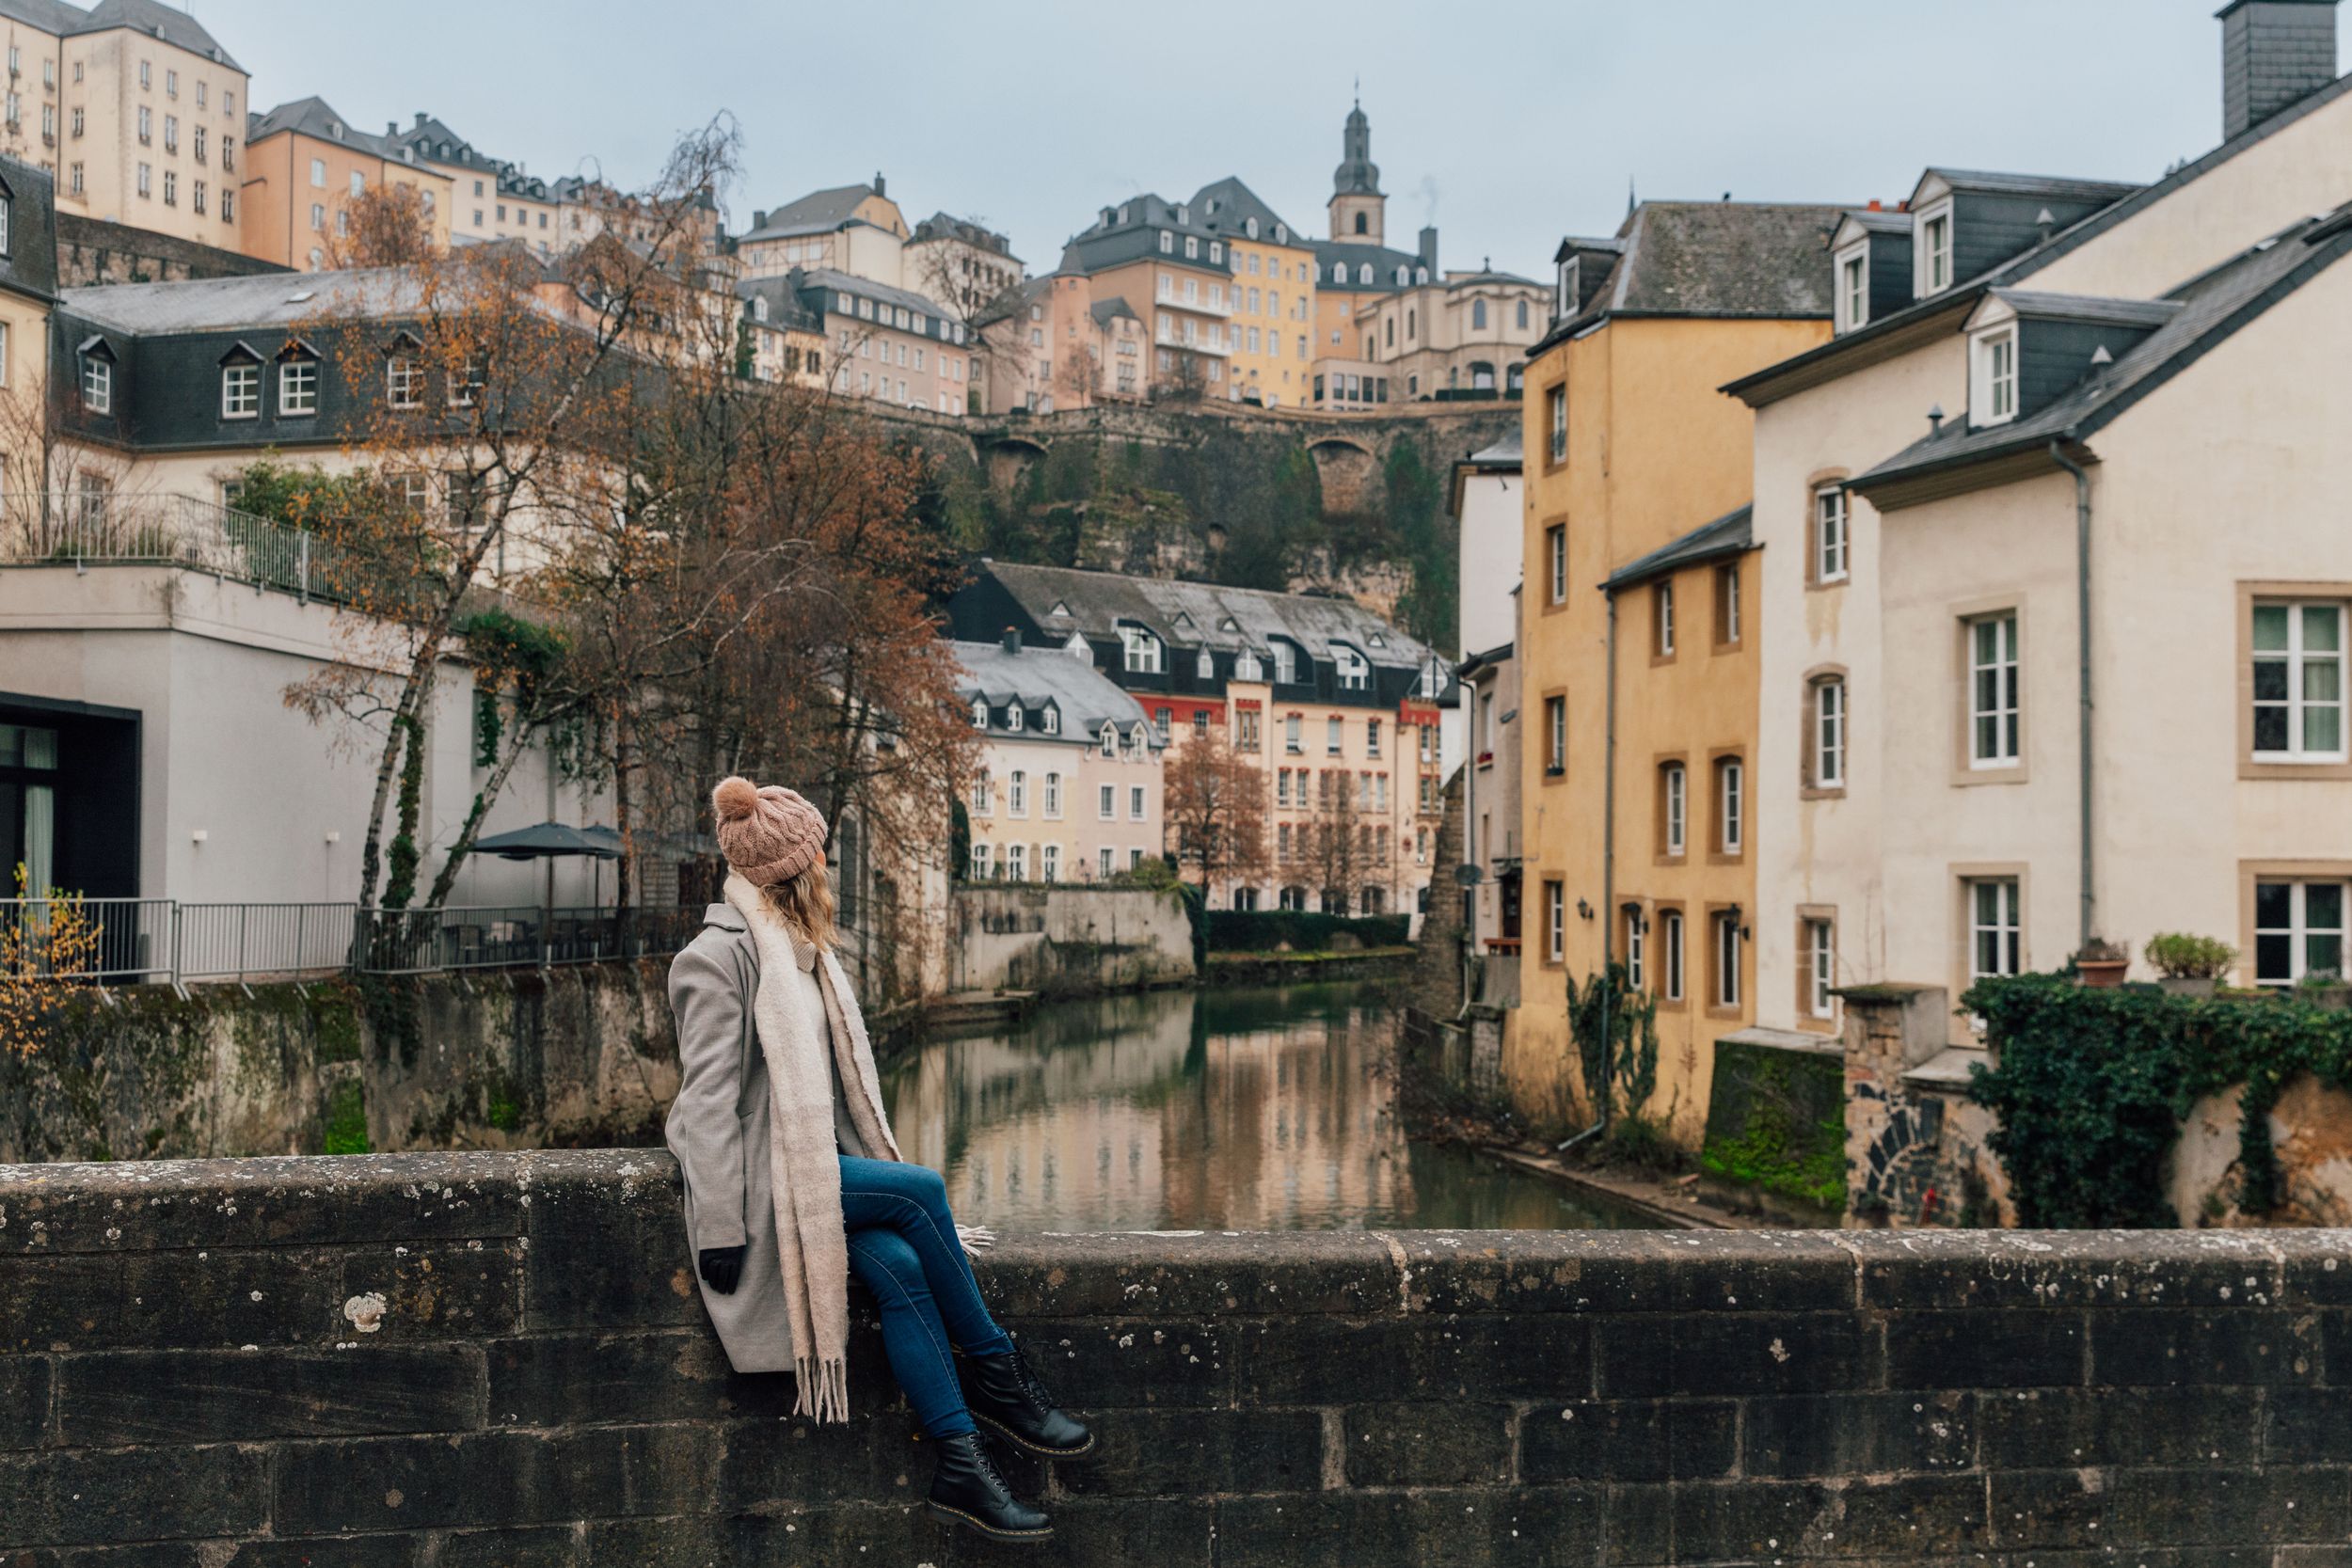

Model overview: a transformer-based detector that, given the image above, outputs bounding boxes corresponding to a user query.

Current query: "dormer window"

[1176,205,1189,225]
[1972,326,2018,427]
[1099,722,1118,758]
[1271,639,1298,686]
[79,339,114,414]
[1235,649,1263,682]
[1276,225,1287,245]
[1196,648,1214,679]
[1158,231,1173,254]
[1246,216,1259,239]
[1836,241,1869,333]
[971,698,989,729]
[1007,702,1025,733]
[1041,705,1060,736]
[0,191,11,258]
[1064,630,1090,660]
[1915,201,1954,295]
[219,345,261,419]
[1120,624,1163,674]
[1333,644,1370,691]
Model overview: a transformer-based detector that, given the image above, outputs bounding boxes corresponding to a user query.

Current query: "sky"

[187,0,2325,279]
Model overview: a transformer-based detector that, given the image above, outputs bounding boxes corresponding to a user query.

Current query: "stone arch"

[980,433,1049,492]
[1305,436,1378,514]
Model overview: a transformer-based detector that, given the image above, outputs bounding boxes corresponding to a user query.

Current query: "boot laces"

[970,1431,1014,1494]
[1010,1345,1058,1412]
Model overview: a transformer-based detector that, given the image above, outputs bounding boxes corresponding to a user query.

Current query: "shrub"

[1966,972,2352,1225]
[2143,932,2236,979]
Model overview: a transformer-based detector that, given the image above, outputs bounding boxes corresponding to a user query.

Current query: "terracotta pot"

[2076,958,2130,989]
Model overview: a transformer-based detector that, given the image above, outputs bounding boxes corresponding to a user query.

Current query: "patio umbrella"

[471,821,624,927]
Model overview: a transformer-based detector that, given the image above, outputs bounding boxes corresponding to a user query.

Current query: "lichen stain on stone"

[1045,1267,1068,1290]
[671,1267,693,1299]
[343,1291,389,1334]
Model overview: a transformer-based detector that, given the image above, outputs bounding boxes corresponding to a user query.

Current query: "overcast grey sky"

[193,0,2320,277]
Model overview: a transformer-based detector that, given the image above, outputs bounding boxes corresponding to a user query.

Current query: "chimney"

[2220,0,2341,140]
[386,121,397,140]
[873,171,886,198]
[1001,627,1021,656]
[1418,225,1438,273]
[414,111,427,128]
[752,210,768,230]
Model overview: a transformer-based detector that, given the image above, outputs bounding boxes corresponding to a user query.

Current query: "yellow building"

[240,98,453,271]
[1511,202,1841,1146]
[1059,195,1242,401]
[1191,178,1317,409]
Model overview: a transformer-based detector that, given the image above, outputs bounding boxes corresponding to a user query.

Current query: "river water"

[879,982,1657,1232]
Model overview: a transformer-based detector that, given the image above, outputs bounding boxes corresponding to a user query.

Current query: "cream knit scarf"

[724,873,904,1423]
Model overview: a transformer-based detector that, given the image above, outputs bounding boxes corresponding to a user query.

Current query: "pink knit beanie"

[711,777,827,887]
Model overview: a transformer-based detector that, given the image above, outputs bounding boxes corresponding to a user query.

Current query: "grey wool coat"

[665,902,871,1374]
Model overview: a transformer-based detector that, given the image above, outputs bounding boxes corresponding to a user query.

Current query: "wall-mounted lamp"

[190,829,209,844]
[325,831,342,845]
[1575,897,1593,921]
[1728,901,1749,940]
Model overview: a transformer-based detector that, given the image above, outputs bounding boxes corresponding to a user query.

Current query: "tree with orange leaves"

[1165,728,1269,906]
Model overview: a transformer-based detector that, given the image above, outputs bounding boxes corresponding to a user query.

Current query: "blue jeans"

[840,1155,1014,1439]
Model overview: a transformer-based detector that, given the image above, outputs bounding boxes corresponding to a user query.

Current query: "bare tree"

[1165,729,1268,904]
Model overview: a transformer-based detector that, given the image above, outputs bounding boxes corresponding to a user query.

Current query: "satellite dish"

[1454,863,1483,888]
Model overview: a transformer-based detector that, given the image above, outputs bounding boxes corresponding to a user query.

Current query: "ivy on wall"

[1965,974,2352,1227]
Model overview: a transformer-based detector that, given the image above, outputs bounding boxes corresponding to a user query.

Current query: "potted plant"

[2074,938,2130,989]
[2298,969,2352,1011]
[2144,932,2236,998]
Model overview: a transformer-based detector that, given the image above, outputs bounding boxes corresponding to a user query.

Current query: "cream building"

[736,176,908,286]
[955,634,1165,886]
[1059,195,1246,401]
[1343,263,1546,404]
[973,274,1144,414]
[740,267,969,416]
[1724,0,2352,1040]
[389,113,560,256]
[0,0,253,250]
[906,211,1022,320]
[239,98,453,271]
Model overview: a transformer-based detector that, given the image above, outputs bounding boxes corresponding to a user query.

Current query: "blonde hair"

[759,859,837,952]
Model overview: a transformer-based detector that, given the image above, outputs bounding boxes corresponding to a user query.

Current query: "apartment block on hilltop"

[1189,177,1317,408]
[1058,194,1247,403]
[240,98,453,271]
[949,562,1453,917]
[736,176,908,285]
[739,266,972,415]
[1725,0,2352,1041]
[1512,199,1842,1143]
[906,210,1023,319]
[389,113,560,255]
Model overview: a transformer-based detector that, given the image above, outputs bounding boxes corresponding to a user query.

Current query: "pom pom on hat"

[710,777,827,887]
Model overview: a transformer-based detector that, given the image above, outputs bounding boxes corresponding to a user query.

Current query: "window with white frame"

[1120,625,1162,673]
[81,353,110,413]
[2256,879,2346,986]
[970,842,992,880]
[1099,847,1115,879]
[1547,524,1566,604]
[275,356,316,415]
[1099,723,1117,758]
[1714,912,1742,1008]
[1272,641,1298,685]
[1041,706,1059,736]
[220,359,258,419]
[1284,714,1302,753]
[1969,612,2021,768]
[1814,486,1848,584]
[1327,717,1343,755]
[1665,907,1684,1006]
[1812,675,1847,788]
[1974,328,2018,426]
[1006,702,1024,733]
[1836,243,1868,332]
[1008,770,1027,816]
[1043,772,1061,817]
[387,353,421,409]
[1041,844,1059,882]
[1718,758,1743,854]
[2252,602,2346,761]
[1654,583,1675,657]
[1805,916,1836,1020]
[1662,763,1687,856]
[1334,645,1369,690]
[1546,696,1565,773]
[970,768,992,814]
[1917,203,1953,294]
[1624,907,1645,990]
[1129,784,1146,821]
[1007,844,1026,881]
[970,698,988,729]
[1196,648,1214,679]
[1966,878,2022,983]
[1548,385,1565,463]
[1546,881,1565,963]
[1098,784,1116,820]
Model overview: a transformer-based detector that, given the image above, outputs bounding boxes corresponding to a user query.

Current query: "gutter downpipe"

[2051,439,2094,950]
[1558,588,1618,1152]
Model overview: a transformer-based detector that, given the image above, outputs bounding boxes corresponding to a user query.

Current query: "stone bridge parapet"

[3,1149,2348,1564]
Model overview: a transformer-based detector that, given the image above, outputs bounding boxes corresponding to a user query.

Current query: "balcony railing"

[0,491,350,604]
[0,899,700,986]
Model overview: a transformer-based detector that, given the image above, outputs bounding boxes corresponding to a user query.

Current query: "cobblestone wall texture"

[4,1150,2349,1565]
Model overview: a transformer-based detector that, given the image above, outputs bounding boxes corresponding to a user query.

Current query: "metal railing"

[0,491,348,604]
[0,898,700,986]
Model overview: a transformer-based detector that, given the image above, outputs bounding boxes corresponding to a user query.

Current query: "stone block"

[1396,1229,1855,1316]
[1606,1475,1985,1562]
[584,1506,943,1568]
[1519,1398,1738,1483]
[1,1547,213,1567]
[485,1329,819,1428]
[0,1442,269,1548]
[2272,1232,2352,1307]
[1592,1312,1877,1399]
[217,1540,427,1567]
[1979,1386,2260,1468]
[0,1257,125,1354]
[1988,1467,2108,1550]
[1216,1488,1602,1568]
[433,1525,584,1568]
[712,1414,923,1513]
[1851,1228,2278,1310]
[999,1317,1233,1409]
[339,1240,523,1341]
[272,1424,716,1535]
[1234,1314,1590,1404]
[2089,1308,2322,1386]
[2268,1386,2352,1463]
[1741,1389,1974,1479]
[977,1231,1397,1318]
[2104,1466,2352,1547]
[104,1247,347,1352]
[1883,1308,2085,1388]
[1341,1401,1514,1485]
[520,1162,701,1334]
[56,1345,485,1445]
[1056,1406,1324,1498]
[0,1355,50,1449]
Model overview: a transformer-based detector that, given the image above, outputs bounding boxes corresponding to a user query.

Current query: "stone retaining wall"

[3,1150,2348,1564]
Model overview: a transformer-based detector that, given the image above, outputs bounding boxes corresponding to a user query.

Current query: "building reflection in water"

[880,983,1653,1232]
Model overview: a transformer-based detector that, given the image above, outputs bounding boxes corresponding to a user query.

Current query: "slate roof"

[912,211,1018,260]
[1311,237,1426,292]
[1089,297,1136,326]
[1917,169,2143,204]
[981,561,1437,673]
[1604,504,1754,592]
[59,266,429,334]
[0,153,60,304]
[773,265,953,325]
[248,97,402,159]
[1725,71,2352,405]
[0,0,86,34]
[1851,209,2352,499]
[76,0,241,69]
[1837,209,1911,238]
[1464,432,1521,467]
[1533,202,1845,356]
[1062,194,1230,277]
[1191,177,1303,245]
[1984,291,2183,328]
[744,183,882,243]
[952,640,1151,737]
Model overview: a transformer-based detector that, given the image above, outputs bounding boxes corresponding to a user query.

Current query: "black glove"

[698,1244,747,1294]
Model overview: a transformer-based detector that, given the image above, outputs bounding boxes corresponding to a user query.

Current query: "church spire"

[1333,94,1380,198]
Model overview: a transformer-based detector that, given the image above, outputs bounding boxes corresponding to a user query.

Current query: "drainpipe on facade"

[2051,439,2095,950]
[1558,589,1617,1152]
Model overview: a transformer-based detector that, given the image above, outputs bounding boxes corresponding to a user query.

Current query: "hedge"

[1965,973,2352,1226]
[1204,910,1409,954]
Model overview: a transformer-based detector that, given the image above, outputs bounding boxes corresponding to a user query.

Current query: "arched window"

[1353,212,1367,235]
[1472,298,1489,329]
[1357,263,1372,284]
[970,698,988,729]
[1246,216,1258,239]
[1196,648,1214,679]
[1041,705,1060,736]
[1516,298,1530,329]
[1395,266,1407,286]
[1006,702,1024,732]
[1331,261,1345,283]
[1099,722,1118,757]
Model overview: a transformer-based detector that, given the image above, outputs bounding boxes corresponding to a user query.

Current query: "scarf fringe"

[792,1354,850,1424]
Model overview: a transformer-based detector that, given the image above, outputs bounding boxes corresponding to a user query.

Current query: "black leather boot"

[958,1342,1096,1458]
[928,1430,1051,1542]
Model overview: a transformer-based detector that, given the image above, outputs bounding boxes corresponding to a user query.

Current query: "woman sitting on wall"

[667,777,1093,1544]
